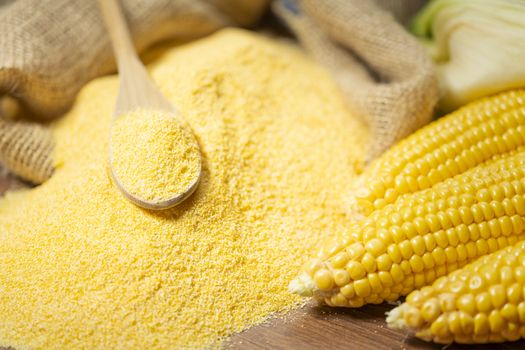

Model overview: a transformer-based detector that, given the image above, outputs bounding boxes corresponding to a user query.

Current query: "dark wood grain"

[1,166,525,349]
[228,302,525,349]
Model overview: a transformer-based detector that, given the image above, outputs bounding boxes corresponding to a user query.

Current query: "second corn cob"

[387,240,525,344]
[351,90,525,216]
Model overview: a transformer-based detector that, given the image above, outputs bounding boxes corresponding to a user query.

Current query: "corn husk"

[412,0,525,112]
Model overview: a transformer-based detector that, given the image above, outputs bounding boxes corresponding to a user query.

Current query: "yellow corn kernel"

[445,246,458,263]
[378,271,394,287]
[421,298,441,322]
[365,238,387,257]
[431,247,446,266]
[361,253,377,273]
[501,303,519,323]
[331,252,350,268]
[430,314,450,338]
[448,312,463,335]
[340,283,355,299]
[376,253,393,271]
[474,313,490,336]
[439,293,457,312]
[333,269,351,287]
[330,293,349,307]
[346,242,366,260]
[414,272,426,288]
[507,283,523,304]
[422,253,435,269]
[457,294,476,315]
[313,269,334,291]
[354,279,371,298]
[458,311,474,335]
[404,306,424,328]
[500,266,514,286]
[347,261,366,280]
[410,236,426,255]
[518,302,525,323]
[368,273,382,294]
[390,264,404,283]
[489,310,505,333]
[489,285,507,309]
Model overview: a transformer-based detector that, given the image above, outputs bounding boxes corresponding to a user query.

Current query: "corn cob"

[352,90,525,216]
[387,240,525,344]
[290,149,525,307]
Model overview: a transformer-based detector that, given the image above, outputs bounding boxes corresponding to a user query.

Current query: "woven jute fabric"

[0,117,54,184]
[0,0,267,184]
[274,0,438,163]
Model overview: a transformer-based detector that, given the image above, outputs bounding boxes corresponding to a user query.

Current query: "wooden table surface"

[1,167,525,350]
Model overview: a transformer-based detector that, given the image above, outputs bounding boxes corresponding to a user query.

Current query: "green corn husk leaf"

[411,0,525,112]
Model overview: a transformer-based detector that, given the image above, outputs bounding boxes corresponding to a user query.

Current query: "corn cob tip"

[386,304,408,330]
[289,272,318,297]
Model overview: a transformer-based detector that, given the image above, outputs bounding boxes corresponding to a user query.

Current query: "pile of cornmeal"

[0,29,367,349]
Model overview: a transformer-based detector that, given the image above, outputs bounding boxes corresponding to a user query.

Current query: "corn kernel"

[378,271,393,287]
[333,269,351,287]
[390,264,404,283]
[347,242,366,260]
[421,298,440,322]
[340,283,355,298]
[426,214,441,232]
[444,247,458,263]
[314,269,335,291]
[386,245,402,265]
[354,279,371,298]
[361,253,377,273]
[476,292,492,313]
[365,238,386,257]
[507,283,522,304]
[457,294,476,315]
[398,241,413,260]
[347,261,366,280]
[376,254,393,272]
[331,252,350,268]
[404,306,424,328]
[501,303,519,322]
[500,266,514,286]
[368,273,382,294]
[409,255,425,273]
[474,313,490,335]
[430,314,450,338]
[488,310,505,333]
[512,195,525,215]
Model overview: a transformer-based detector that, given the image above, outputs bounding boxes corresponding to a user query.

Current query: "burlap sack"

[0,0,268,183]
[274,0,438,163]
[0,0,438,184]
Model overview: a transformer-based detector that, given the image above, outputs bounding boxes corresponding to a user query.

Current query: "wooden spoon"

[98,0,201,210]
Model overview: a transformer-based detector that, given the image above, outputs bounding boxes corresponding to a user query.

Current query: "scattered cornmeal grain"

[0,29,367,349]
[110,109,200,202]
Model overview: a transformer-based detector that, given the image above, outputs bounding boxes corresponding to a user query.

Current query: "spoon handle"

[97,0,173,116]
[97,0,138,65]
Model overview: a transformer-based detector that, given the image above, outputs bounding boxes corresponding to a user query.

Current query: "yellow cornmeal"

[0,29,367,349]
[110,110,200,202]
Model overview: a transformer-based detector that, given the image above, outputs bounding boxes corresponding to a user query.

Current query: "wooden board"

[1,167,525,350]
[228,302,525,349]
